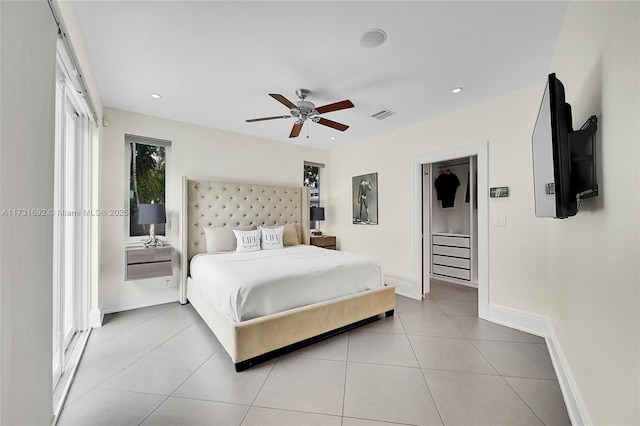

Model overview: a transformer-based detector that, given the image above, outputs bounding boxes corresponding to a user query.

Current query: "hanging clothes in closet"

[434,170,460,208]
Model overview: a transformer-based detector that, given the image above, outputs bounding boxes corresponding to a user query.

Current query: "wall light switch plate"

[493,215,507,227]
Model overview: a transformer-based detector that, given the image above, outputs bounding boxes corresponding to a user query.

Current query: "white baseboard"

[431,274,478,289]
[385,278,420,300]
[487,303,590,425]
[545,319,592,426]
[487,303,547,336]
[101,287,180,315]
[89,308,103,328]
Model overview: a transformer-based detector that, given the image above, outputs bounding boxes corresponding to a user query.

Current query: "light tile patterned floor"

[58,280,571,426]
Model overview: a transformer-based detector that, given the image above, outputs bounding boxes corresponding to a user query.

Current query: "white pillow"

[203,225,256,253]
[233,229,262,253]
[203,226,235,252]
[260,226,284,250]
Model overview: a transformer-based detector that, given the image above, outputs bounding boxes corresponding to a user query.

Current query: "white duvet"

[189,245,384,322]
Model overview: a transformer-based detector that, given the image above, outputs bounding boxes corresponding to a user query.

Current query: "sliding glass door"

[52,57,92,389]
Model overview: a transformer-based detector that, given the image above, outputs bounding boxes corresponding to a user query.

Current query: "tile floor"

[58,280,571,426]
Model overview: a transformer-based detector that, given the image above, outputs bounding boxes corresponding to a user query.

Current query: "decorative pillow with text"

[260,226,284,250]
[232,229,262,253]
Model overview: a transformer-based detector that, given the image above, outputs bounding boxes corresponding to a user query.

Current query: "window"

[304,162,324,208]
[125,135,170,239]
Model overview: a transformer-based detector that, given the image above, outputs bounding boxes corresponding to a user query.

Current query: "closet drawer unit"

[432,235,470,248]
[432,265,471,281]
[432,245,470,259]
[433,255,470,269]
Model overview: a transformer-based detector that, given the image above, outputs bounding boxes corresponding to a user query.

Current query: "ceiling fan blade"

[246,115,290,123]
[289,121,303,138]
[315,99,354,114]
[269,93,297,110]
[317,117,349,132]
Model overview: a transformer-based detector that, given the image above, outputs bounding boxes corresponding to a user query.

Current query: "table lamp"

[310,206,325,236]
[138,203,166,248]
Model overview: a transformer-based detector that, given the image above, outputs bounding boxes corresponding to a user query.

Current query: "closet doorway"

[428,157,478,285]
[413,143,488,319]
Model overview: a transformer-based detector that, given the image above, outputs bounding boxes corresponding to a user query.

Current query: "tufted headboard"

[180,177,310,302]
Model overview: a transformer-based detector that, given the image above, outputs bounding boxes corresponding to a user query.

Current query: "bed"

[180,178,395,371]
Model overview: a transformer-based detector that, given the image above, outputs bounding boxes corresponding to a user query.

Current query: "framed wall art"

[352,172,378,225]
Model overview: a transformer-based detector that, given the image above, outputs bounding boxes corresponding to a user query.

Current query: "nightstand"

[126,246,173,280]
[310,235,337,250]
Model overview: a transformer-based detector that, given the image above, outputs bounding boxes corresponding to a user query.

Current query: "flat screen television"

[532,73,598,219]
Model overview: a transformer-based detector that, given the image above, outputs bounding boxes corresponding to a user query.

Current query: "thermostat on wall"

[490,187,509,198]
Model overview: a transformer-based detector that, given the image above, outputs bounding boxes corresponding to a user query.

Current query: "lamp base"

[313,220,323,236]
[143,236,164,248]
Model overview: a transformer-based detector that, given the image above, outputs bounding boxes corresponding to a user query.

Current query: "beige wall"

[98,108,330,312]
[546,2,639,424]
[0,1,57,424]
[329,1,639,424]
[329,84,549,314]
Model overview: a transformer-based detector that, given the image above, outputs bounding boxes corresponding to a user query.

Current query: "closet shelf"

[431,232,471,238]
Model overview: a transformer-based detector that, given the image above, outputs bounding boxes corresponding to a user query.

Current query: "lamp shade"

[138,203,166,225]
[310,206,325,221]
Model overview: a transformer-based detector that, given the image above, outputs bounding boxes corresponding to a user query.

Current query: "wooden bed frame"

[180,178,395,371]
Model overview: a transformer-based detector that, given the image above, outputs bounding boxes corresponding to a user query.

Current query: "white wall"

[0,2,57,424]
[546,2,639,424]
[98,108,330,312]
[329,2,639,424]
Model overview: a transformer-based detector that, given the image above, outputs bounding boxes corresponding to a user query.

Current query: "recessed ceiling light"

[330,136,336,140]
[151,93,162,99]
[360,29,387,48]
[452,87,463,94]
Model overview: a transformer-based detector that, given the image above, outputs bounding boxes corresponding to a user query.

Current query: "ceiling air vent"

[371,109,395,120]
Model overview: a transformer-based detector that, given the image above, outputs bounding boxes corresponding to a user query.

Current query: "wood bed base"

[187,277,396,371]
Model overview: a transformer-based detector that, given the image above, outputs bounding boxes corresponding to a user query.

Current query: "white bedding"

[189,245,384,322]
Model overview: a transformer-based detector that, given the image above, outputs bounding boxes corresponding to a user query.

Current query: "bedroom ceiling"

[72,1,568,150]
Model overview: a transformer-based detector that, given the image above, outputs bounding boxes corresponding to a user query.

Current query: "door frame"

[412,142,489,319]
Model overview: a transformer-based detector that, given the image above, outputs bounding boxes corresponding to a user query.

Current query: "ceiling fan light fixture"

[452,87,463,94]
[360,28,387,48]
[247,90,353,138]
[151,93,162,99]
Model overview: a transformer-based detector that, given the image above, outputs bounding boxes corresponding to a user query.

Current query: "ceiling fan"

[246,89,354,138]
